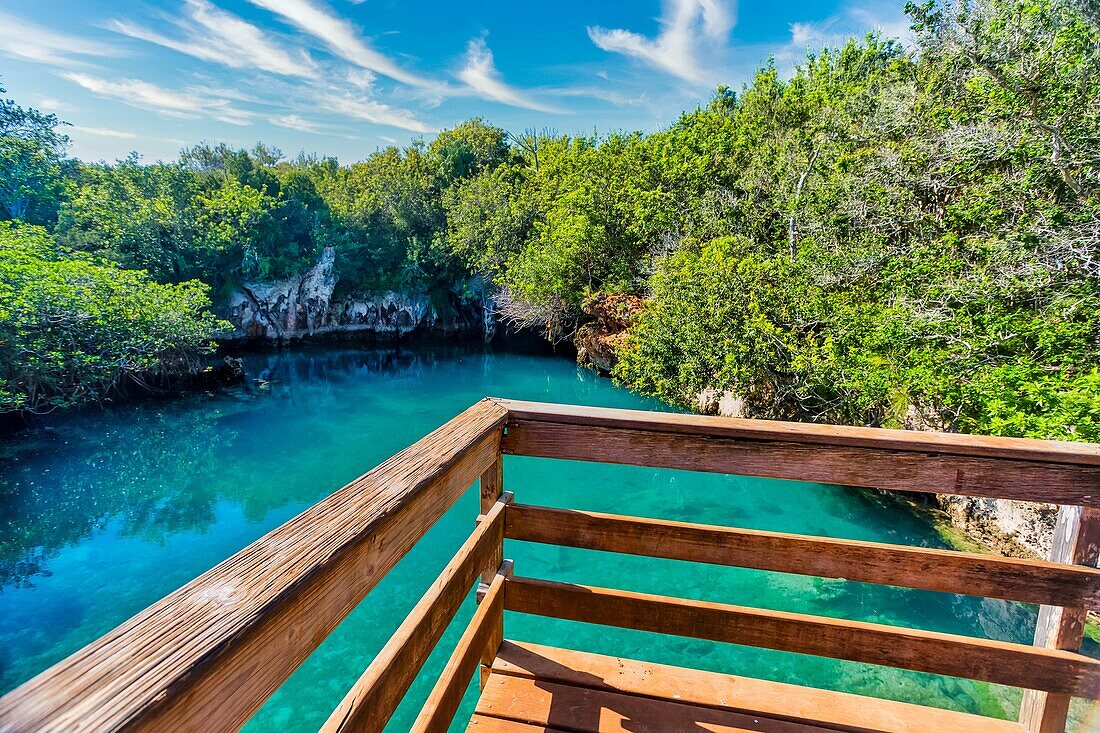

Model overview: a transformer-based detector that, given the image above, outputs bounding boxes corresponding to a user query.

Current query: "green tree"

[0,222,226,413]
[0,86,69,225]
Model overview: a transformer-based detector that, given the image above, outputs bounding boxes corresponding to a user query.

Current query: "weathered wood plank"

[480,453,505,584]
[504,576,1100,697]
[319,497,507,733]
[478,451,506,689]
[504,504,1100,608]
[410,568,508,733]
[0,399,509,733]
[466,715,569,732]
[493,399,1100,466]
[1019,506,1100,733]
[477,453,503,572]
[475,673,842,732]
[490,640,1027,733]
[502,420,1100,506]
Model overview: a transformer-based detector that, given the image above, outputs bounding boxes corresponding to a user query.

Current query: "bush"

[0,222,227,413]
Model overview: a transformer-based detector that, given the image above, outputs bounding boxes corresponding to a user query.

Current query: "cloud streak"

[108,0,317,78]
[316,91,434,133]
[788,2,912,53]
[61,72,253,126]
[0,11,121,67]
[248,0,438,89]
[456,38,562,113]
[270,114,324,133]
[588,0,735,83]
[71,126,139,139]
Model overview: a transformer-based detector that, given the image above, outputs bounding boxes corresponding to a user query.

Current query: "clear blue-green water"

[0,345,1088,730]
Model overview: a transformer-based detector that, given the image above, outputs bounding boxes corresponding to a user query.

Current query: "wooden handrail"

[505,503,1100,608]
[503,576,1100,698]
[494,399,1100,466]
[0,398,508,733]
[320,495,510,733]
[409,565,509,733]
[503,417,1100,505]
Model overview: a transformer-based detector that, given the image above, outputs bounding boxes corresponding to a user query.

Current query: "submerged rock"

[222,247,493,343]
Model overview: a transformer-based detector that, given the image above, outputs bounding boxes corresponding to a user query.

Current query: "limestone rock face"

[935,496,1058,558]
[695,388,747,418]
[222,247,491,342]
[900,401,1058,557]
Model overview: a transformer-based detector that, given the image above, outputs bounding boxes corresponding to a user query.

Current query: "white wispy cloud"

[107,0,317,78]
[270,114,323,133]
[61,72,253,126]
[0,11,121,67]
[37,98,77,113]
[588,0,735,83]
[783,1,912,66]
[456,38,562,114]
[70,126,139,139]
[317,91,433,133]
[248,0,437,89]
[544,86,648,108]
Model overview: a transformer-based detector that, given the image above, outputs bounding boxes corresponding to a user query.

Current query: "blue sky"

[0,0,911,163]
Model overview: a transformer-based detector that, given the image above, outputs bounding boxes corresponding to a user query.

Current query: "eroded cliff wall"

[222,247,493,343]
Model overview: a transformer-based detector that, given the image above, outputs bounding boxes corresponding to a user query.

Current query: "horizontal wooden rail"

[410,566,509,733]
[495,399,1100,466]
[502,418,1100,506]
[320,496,509,733]
[0,398,509,733]
[504,504,1100,609]
[504,576,1100,698]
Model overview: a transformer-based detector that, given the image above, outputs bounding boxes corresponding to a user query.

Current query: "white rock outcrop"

[223,247,491,342]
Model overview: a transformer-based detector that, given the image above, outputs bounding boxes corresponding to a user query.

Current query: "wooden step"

[471,640,1026,733]
[473,673,838,732]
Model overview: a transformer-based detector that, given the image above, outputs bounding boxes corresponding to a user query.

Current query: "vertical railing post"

[479,451,504,583]
[477,449,505,687]
[1019,505,1100,733]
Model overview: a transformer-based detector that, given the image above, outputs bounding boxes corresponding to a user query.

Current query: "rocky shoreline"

[221,247,495,345]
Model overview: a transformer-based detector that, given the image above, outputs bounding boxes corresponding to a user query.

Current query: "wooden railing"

[1,397,1099,733]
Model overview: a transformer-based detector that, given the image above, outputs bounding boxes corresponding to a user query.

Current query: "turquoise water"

[0,345,1085,729]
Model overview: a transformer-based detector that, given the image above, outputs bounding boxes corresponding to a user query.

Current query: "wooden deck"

[470,641,1027,733]
[2,398,1098,733]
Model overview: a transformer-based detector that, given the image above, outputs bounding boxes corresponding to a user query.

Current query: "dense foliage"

[0,222,225,413]
[443,0,1100,441]
[2,0,1098,440]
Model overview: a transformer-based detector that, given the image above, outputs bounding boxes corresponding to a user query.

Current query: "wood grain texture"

[480,454,504,587]
[319,497,507,733]
[504,576,1100,697]
[504,504,1100,608]
[489,640,1026,733]
[502,420,1100,505]
[1019,506,1100,733]
[493,399,1100,466]
[0,398,508,733]
[410,569,508,733]
[466,716,569,732]
[474,673,839,732]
